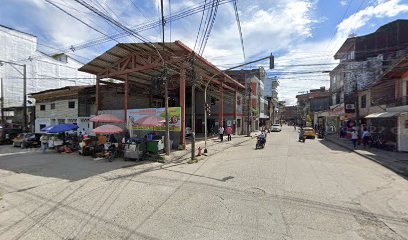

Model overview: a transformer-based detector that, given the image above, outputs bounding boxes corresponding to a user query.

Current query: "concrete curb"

[324,136,406,175]
[165,134,258,163]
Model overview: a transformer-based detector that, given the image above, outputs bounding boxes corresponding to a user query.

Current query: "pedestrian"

[226,125,233,141]
[362,128,370,149]
[219,125,224,142]
[351,129,358,149]
[40,134,49,153]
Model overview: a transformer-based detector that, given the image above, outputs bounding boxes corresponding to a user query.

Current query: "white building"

[0,24,95,114]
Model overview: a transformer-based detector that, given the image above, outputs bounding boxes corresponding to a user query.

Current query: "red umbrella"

[90,114,124,123]
[93,125,124,134]
[134,116,165,127]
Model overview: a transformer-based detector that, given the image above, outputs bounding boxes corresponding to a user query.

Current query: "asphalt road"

[0,126,408,239]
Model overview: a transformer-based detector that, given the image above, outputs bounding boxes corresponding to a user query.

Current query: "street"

[1,126,408,240]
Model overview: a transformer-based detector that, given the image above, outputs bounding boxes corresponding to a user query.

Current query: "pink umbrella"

[134,116,165,127]
[90,114,124,123]
[93,125,124,134]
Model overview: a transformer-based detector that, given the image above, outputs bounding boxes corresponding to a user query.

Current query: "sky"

[1,0,408,105]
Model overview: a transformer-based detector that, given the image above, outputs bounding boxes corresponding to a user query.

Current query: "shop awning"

[365,112,399,118]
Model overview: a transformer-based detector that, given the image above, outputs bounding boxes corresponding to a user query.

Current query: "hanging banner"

[127,107,181,132]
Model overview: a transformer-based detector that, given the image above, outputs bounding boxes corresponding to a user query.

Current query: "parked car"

[303,127,316,139]
[12,133,42,148]
[271,124,282,132]
[0,127,23,144]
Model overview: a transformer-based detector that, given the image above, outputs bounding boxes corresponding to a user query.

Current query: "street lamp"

[0,60,27,131]
[203,54,274,153]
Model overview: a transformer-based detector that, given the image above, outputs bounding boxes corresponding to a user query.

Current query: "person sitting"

[259,131,267,145]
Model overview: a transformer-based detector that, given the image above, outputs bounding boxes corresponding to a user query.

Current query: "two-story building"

[359,55,408,151]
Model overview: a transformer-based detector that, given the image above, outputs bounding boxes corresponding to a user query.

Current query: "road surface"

[0,126,407,239]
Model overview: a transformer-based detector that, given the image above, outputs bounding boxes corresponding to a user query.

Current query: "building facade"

[0,24,95,128]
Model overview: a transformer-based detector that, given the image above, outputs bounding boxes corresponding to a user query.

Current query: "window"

[405,120,408,129]
[68,101,75,108]
[39,124,46,130]
[336,93,340,105]
[50,103,55,109]
[40,105,46,111]
[361,95,367,108]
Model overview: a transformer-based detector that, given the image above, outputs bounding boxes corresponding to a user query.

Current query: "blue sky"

[1,0,408,104]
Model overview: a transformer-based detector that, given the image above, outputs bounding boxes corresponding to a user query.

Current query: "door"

[398,114,408,151]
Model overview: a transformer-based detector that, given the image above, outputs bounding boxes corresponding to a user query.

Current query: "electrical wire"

[232,0,245,61]
[9,0,233,64]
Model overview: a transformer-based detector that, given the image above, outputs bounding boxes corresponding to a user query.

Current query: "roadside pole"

[161,0,170,155]
[23,64,27,132]
[203,54,274,153]
[1,78,4,124]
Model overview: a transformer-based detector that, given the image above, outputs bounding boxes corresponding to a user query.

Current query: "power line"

[232,0,245,61]
[9,0,233,64]
[193,0,207,51]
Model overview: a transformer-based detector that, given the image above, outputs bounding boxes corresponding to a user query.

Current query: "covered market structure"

[79,41,245,148]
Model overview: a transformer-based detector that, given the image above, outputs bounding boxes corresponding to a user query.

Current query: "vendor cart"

[123,138,144,161]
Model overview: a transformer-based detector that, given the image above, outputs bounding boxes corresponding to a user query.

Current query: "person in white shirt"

[351,129,359,149]
[219,125,225,142]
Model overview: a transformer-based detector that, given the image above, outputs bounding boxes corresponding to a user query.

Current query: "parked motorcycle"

[317,129,325,139]
[105,143,118,162]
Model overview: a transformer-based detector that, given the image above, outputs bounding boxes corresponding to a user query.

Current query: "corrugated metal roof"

[365,112,399,118]
[79,41,244,89]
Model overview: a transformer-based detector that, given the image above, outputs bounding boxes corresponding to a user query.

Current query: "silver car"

[271,124,282,132]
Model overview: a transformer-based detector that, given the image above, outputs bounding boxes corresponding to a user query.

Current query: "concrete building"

[0,24,95,128]
[226,68,267,133]
[329,20,408,132]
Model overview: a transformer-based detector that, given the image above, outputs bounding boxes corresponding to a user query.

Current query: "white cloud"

[340,1,348,6]
[337,0,408,38]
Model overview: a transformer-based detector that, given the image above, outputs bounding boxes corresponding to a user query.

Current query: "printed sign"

[127,107,181,132]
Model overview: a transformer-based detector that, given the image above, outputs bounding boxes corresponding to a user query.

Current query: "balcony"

[387,96,408,108]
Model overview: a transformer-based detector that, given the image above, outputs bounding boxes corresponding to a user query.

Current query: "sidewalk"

[325,134,408,178]
[164,133,258,163]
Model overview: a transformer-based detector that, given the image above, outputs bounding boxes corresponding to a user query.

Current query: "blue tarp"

[46,124,79,133]
[41,125,55,132]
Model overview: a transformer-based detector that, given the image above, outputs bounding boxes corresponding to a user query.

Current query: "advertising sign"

[127,107,181,132]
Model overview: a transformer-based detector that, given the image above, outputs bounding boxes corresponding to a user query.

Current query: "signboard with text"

[127,107,181,132]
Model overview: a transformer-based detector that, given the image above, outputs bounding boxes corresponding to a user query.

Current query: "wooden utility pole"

[161,0,170,155]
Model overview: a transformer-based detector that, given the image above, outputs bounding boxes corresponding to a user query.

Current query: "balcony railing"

[387,96,408,108]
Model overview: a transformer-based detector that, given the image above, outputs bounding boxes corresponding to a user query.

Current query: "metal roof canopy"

[365,112,399,118]
[78,41,244,91]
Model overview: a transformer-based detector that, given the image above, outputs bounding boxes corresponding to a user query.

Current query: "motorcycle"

[317,129,325,139]
[298,131,305,143]
[104,143,118,162]
[255,136,266,149]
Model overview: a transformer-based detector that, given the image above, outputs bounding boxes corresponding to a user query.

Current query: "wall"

[0,25,95,108]
[36,99,78,119]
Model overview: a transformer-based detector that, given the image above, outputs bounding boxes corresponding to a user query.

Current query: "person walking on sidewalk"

[40,134,49,153]
[351,129,358,149]
[219,125,225,142]
[362,128,370,149]
[226,125,233,141]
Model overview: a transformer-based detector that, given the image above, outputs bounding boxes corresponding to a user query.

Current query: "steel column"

[219,80,224,127]
[179,63,186,147]
[124,74,129,121]
[233,89,237,134]
[96,77,100,115]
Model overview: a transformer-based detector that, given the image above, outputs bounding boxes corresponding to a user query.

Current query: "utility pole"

[161,0,170,155]
[23,64,27,132]
[0,60,27,131]
[246,75,251,137]
[190,55,196,160]
[1,78,4,124]
[203,54,274,152]
[355,81,360,131]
